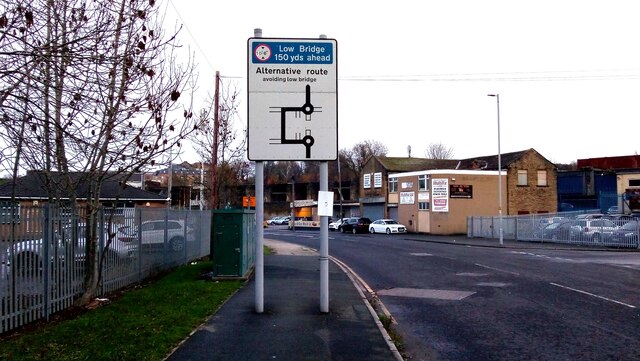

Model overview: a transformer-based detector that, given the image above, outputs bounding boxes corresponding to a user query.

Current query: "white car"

[369,219,406,234]
[328,218,347,231]
[139,220,194,251]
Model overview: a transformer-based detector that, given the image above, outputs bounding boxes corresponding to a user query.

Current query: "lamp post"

[487,94,504,245]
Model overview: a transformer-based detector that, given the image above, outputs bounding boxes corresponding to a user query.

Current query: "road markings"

[409,253,433,256]
[377,288,476,301]
[475,263,520,276]
[550,282,637,309]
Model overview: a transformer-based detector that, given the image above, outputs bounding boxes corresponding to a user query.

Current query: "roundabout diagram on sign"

[269,84,321,159]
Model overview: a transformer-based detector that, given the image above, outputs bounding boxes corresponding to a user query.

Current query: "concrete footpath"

[165,239,401,361]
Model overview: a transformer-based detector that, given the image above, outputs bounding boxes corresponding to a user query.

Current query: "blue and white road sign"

[247,38,338,161]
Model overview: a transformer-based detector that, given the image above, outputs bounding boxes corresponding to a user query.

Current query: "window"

[0,201,20,223]
[418,202,429,210]
[389,177,398,193]
[418,175,429,191]
[363,174,371,188]
[517,170,528,186]
[374,172,383,188]
[537,170,548,186]
[630,179,640,187]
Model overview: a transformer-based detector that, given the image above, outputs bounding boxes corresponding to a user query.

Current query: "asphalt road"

[264,226,640,361]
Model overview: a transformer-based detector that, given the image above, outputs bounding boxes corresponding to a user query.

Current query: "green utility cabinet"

[211,209,256,278]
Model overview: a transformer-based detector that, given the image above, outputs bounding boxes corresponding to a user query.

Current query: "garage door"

[363,204,384,221]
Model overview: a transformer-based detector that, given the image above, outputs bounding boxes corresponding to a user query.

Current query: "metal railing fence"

[0,205,212,334]
[467,210,640,249]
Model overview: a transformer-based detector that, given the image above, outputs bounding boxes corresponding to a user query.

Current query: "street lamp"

[487,94,504,245]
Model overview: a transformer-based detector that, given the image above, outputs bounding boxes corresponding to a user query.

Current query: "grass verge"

[0,260,244,361]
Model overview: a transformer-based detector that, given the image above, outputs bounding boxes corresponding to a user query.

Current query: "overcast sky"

[165,0,640,164]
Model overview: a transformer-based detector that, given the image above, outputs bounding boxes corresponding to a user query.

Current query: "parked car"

[340,217,372,234]
[575,213,604,219]
[610,220,640,247]
[2,223,137,276]
[328,218,347,231]
[537,216,566,227]
[266,216,285,225]
[274,216,291,225]
[139,220,194,252]
[534,221,574,241]
[607,206,621,214]
[369,219,406,234]
[570,218,618,243]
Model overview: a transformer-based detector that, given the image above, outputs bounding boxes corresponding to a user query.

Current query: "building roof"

[0,171,166,201]
[456,148,553,171]
[375,156,459,172]
[577,155,640,170]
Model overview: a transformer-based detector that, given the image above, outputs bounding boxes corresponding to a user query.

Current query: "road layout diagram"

[247,38,337,161]
[269,84,320,159]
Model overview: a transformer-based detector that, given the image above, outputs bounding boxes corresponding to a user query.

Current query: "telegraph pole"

[211,71,220,209]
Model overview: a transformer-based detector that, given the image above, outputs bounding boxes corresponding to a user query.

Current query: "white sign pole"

[319,161,329,313]
[253,28,265,314]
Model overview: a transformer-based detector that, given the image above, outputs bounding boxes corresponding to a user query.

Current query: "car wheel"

[592,233,602,244]
[386,228,391,235]
[102,251,120,275]
[170,236,185,252]
[352,228,357,234]
[16,252,42,276]
[369,227,375,234]
[340,226,345,233]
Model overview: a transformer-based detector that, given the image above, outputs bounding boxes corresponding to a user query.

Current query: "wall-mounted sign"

[400,191,415,204]
[431,178,449,212]
[450,184,473,198]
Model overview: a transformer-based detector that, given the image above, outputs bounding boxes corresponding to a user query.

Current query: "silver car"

[1,223,137,276]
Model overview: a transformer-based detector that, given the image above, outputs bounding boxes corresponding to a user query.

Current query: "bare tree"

[341,140,388,189]
[189,78,248,209]
[342,140,388,175]
[425,142,454,159]
[0,0,197,305]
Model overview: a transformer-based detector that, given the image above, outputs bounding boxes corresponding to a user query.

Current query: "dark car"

[534,221,574,241]
[340,217,372,234]
[610,220,640,247]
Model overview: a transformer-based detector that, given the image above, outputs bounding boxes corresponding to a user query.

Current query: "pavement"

[164,239,403,361]
[164,235,633,361]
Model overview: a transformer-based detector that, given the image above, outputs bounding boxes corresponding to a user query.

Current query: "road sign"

[247,38,338,161]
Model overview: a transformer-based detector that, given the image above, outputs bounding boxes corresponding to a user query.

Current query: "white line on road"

[550,282,637,309]
[475,263,520,276]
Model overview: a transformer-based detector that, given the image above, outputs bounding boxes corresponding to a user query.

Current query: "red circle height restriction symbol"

[254,44,272,61]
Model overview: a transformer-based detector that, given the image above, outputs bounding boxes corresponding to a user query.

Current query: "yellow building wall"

[396,172,505,235]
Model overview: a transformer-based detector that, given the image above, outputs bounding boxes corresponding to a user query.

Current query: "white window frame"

[418,201,429,210]
[389,177,398,193]
[374,172,383,188]
[363,173,371,188]
[418,174,429,191]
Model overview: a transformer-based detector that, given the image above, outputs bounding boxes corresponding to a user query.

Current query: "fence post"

[137,208,143,283]
[43,204,51,321]
[183,210,189,264]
